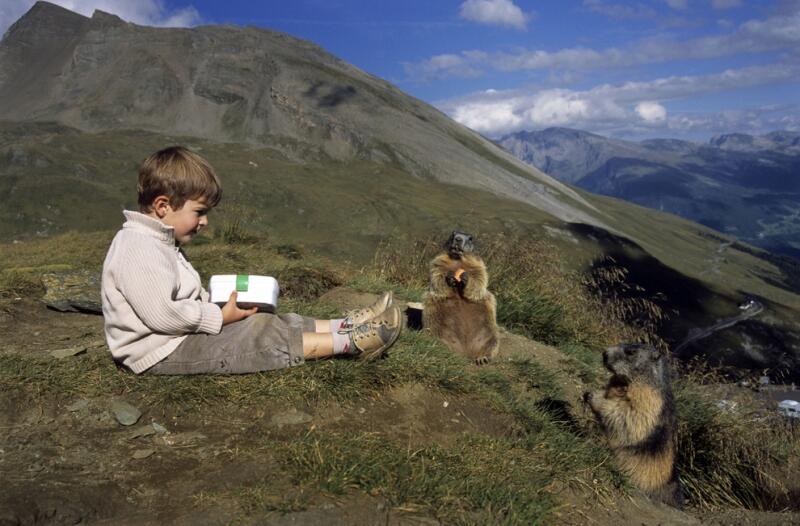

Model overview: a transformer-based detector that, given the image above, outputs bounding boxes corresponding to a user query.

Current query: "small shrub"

[275,243,305,260]
[675,376,800,509]
[219,217,256,244]
[0,270,47,298]
[277,265,343,300]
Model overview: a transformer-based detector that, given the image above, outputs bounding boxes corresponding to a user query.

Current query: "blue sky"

[2,0,799,140]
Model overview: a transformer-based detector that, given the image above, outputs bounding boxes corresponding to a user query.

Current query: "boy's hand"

[221,291,258,325]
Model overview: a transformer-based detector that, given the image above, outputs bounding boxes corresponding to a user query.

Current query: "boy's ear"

[151,195,171,218]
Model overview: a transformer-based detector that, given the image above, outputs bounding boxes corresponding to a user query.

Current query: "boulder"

[41,269,102,314]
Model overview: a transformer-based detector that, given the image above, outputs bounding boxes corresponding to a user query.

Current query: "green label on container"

[236,274,249,292]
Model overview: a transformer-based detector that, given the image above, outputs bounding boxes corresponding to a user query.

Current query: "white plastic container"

[209,275,280,313]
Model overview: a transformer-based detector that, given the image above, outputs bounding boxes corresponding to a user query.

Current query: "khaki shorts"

[146,313,315,375]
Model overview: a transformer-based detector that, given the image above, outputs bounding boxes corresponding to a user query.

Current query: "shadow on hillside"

[566,223,800,383]
[304,81,357,108]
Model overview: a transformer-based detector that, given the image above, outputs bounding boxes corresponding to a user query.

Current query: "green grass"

[279,432,556,524]
[0,330,474,407]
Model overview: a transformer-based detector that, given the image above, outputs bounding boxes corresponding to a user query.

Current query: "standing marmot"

[423,231,499,364]
[584,343,683,508]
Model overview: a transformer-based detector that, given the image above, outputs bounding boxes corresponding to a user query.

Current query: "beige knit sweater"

[101,211,223,373]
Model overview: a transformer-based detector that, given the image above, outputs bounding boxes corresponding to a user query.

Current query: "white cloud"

[451,99,524,132]
[405,6,800,80]
[402,53,485,81]
[437,63,800,137]
[636,101,667,122]
[459,0,529,30]
[1,0,200,38]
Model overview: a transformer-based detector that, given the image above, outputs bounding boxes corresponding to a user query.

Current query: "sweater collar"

[122,210,176,245]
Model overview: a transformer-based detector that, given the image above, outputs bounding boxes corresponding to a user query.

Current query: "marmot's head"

[445,230,474,259]
[603,343,667,387]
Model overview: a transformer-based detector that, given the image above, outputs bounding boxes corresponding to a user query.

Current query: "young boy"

[101,146,402,375]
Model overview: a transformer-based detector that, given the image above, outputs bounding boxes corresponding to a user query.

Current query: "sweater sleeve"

[116,242,222,336]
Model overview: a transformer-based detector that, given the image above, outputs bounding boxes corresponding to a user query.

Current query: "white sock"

[332,329,354,355]
[329,318,347,333]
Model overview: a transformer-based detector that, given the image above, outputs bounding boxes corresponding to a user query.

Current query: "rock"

[66,399,90,412]
[110,400,141,426]
[270,408,313,428]
[151,422,168,434]
[126,424,156,440]
[41,269,102,314]
[49,346,87,359]
[160,431,206,446]
[27,462,46,473]
[131,449,155,460]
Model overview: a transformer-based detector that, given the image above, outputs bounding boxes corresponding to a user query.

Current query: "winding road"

[673,300,763,354]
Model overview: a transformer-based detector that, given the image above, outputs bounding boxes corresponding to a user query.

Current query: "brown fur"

[586,344,683,507]
[423,252,499,364]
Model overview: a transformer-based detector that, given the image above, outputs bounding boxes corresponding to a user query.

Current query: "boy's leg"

[303,332,335,359]
[146,312,313,375]
[145,306,402,375]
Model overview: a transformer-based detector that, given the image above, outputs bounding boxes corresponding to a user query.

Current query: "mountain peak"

[26,1,84,20]
[2,1,87,43]
[90,10,126,27]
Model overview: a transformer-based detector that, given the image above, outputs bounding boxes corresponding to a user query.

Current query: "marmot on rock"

[423,231,499,364]
[585,343,684,508]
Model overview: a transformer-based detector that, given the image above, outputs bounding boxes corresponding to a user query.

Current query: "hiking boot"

[343,291,393,328]
[349,305,402,361]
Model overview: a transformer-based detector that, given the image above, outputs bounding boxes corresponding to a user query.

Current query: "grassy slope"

[0,123,553,259]
[1,233,797,523]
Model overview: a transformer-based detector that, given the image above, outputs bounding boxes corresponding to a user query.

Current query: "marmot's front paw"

[582,391,593,404]
[460,272,469,287]
[475,355,491,366]
[445,271,458,288]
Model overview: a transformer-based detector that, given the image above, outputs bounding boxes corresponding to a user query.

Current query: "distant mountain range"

[499,128,800,258]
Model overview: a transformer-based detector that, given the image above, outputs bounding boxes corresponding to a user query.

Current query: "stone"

[270,408,313,428]
[131,449,155,460]
[160,431,206,446]
[110,400,142,426]
[66,399,90,412]
[49,346,87,359]
[41,269,102,314]
[126,424,156,439]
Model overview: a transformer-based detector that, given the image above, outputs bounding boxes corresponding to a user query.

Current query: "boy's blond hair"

[137,146,222,212]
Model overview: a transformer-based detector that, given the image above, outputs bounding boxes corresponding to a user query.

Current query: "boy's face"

[159,198,210,245]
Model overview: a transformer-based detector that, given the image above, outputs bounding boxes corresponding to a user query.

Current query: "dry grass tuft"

[675,373,800,510]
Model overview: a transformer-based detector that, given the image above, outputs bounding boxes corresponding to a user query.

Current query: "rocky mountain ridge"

[498,127,800,257]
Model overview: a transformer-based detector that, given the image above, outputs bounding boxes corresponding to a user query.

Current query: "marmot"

[423,231,499,364]
[584,343,683,508]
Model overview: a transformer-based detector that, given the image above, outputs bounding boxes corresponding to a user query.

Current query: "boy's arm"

[117,245,222,335]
